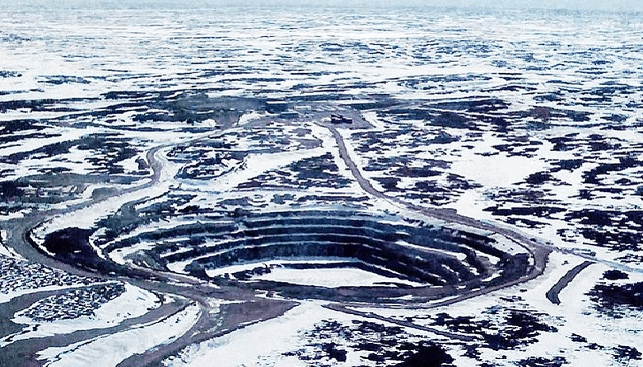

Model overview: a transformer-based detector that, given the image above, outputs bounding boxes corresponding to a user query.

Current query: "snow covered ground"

[1,2,643,367]
[5,283,162,345]
[163,301,437,367]
[38,302,200,367]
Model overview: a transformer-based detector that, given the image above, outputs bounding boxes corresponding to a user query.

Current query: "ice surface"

[204,259,425,288]
[257,267,423,288]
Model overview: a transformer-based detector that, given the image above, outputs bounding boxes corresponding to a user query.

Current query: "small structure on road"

[330,113,352,124]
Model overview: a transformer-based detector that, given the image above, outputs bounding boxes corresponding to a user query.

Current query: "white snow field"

[0,2,642,367]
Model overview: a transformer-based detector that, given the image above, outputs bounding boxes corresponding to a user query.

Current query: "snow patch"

[38,302,200,367]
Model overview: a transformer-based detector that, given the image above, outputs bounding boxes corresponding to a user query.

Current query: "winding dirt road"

[326,125,551,293]
[1,117,586,365]
[1,129,295,367]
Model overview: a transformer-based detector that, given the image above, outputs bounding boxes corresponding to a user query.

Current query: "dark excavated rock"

[98,206,529,302]
[151,209,530,302]
[0,181,25,200]
[42,227,155,279]
[43,227,94,257]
